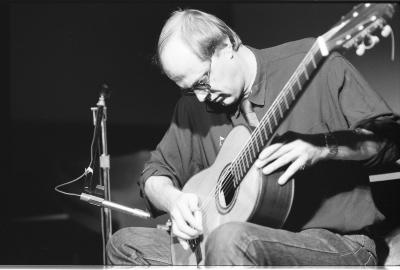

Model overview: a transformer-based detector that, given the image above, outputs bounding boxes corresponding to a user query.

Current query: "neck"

[237,45,257,99]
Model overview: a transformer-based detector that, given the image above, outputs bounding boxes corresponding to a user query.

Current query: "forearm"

[326,128,384,162]
[144,175,182,213]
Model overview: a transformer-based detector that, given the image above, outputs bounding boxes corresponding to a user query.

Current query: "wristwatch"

[324,132,338,159]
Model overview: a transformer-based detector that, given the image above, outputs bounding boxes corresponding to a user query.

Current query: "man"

[107,9,400,265]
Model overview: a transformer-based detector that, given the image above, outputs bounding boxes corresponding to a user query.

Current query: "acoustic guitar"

[171,3,396,265]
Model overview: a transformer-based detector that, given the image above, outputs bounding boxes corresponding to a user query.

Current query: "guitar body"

[171,125,294,265]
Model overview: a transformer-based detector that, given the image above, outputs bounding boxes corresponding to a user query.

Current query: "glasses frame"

[181,59,218,97]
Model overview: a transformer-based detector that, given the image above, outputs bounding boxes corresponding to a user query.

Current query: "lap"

[107,222,377,266]
[206,222,377,266]
[107,227,171,266]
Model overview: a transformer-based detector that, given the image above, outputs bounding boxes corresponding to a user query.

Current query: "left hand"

[254,132,326,185]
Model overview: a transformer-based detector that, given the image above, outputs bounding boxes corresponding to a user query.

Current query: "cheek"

[213,61,243,96]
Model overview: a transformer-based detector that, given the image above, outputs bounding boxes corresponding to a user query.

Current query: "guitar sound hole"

[216,164,239,213]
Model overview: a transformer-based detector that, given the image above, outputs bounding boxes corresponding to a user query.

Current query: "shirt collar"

[247,45,267,107]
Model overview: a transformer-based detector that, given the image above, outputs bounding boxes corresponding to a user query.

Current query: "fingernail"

[263,167,271,175]
[181,241,189,250]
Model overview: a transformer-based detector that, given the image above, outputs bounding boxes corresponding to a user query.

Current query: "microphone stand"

[74,84,150,265]
[90,87,112,265]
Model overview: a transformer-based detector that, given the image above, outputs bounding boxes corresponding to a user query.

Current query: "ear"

[212,37,233,60]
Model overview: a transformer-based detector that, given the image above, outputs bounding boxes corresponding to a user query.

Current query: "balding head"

[156,9,242,72]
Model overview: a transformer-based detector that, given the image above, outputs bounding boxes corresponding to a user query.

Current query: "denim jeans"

[106,221,377,266]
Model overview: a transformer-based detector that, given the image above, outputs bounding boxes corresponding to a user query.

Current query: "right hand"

[168,192,203,250]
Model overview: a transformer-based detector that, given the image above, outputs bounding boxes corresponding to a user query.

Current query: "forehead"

[160,35,208,88]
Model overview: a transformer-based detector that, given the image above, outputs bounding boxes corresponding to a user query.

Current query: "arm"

[138,97,203,247]
[255,128,386,185]
[145,175,203,248]
[256,53,400,184]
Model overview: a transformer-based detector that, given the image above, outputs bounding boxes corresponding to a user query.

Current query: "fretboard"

[231,41,326,187]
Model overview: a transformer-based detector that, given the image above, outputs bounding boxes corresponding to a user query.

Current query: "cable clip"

[85,167,94,175]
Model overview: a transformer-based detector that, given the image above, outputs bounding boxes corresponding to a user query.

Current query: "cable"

[54,111,98,198]
[54,170,86,198]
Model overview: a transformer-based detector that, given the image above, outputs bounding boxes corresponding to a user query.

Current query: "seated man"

[107,8,400,266]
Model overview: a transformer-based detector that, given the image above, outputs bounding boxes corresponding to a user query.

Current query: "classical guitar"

[171,3,396,265]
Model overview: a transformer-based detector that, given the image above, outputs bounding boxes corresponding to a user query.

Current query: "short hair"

[155,9,242,69]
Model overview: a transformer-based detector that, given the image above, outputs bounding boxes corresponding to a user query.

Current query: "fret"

[298,71,308,88]
[304,60,315,78]
[277,101,283,118]
[235,159,241,179]
[244,151,249,170]
[283,93,289,109]
[250,142,257,160]
[239,161,246,179]
[256,131,263,152]
[253,132,261,153]
[285,88,294,104]
[278,99,286,118]
[232,163,239,187]
[302,63,309,80]
[310,53,317,68]
[289,86,296,100]
[260,124,268,143]
[266,119,273,134]
[295,75,302,90]
[272,109,278,125]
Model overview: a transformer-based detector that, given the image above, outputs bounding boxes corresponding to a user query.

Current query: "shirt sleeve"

[138,97,198,217]
[326,53,400,167]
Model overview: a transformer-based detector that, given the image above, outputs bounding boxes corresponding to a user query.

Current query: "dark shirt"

[140,38,400,233]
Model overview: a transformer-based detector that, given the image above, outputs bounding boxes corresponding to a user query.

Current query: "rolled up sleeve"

[138,97,197,217]
[327,53,400,168]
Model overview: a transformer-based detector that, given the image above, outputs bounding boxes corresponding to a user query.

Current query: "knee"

[106,227,142,265]
[205,222,251,265]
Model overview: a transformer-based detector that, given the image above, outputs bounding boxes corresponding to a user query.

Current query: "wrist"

[323,132,339,160]
[165,188,183,213]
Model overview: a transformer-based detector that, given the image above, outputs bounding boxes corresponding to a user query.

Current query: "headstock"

[322,3,396,56]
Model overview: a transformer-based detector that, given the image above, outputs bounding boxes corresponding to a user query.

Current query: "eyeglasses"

[181,60,218,97]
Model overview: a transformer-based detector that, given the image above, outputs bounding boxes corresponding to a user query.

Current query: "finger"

[262,148,298,175]
[171,221,195,240]
[178,238,189,250]
[255,143,283,168]
[172,210,200,238]
[180,203,202,232]
[187,196,203,232]
[261,141,297,165]
[194,210,203,232]
[277,157,307,185]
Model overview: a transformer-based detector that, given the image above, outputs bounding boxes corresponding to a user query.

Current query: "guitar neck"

[231,41,326,187]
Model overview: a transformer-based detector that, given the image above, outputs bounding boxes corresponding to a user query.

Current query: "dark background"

[4,2,400,265]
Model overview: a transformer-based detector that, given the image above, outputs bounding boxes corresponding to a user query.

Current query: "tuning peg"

[381,25,392,38]
[370,35,380,44]
[356,43,366,56]
[364,35,380,49]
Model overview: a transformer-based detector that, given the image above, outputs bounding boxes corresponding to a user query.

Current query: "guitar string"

[198,43,320,216]
[197,43,321,216]
[230,42,320,181]
[195,43,321,242]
